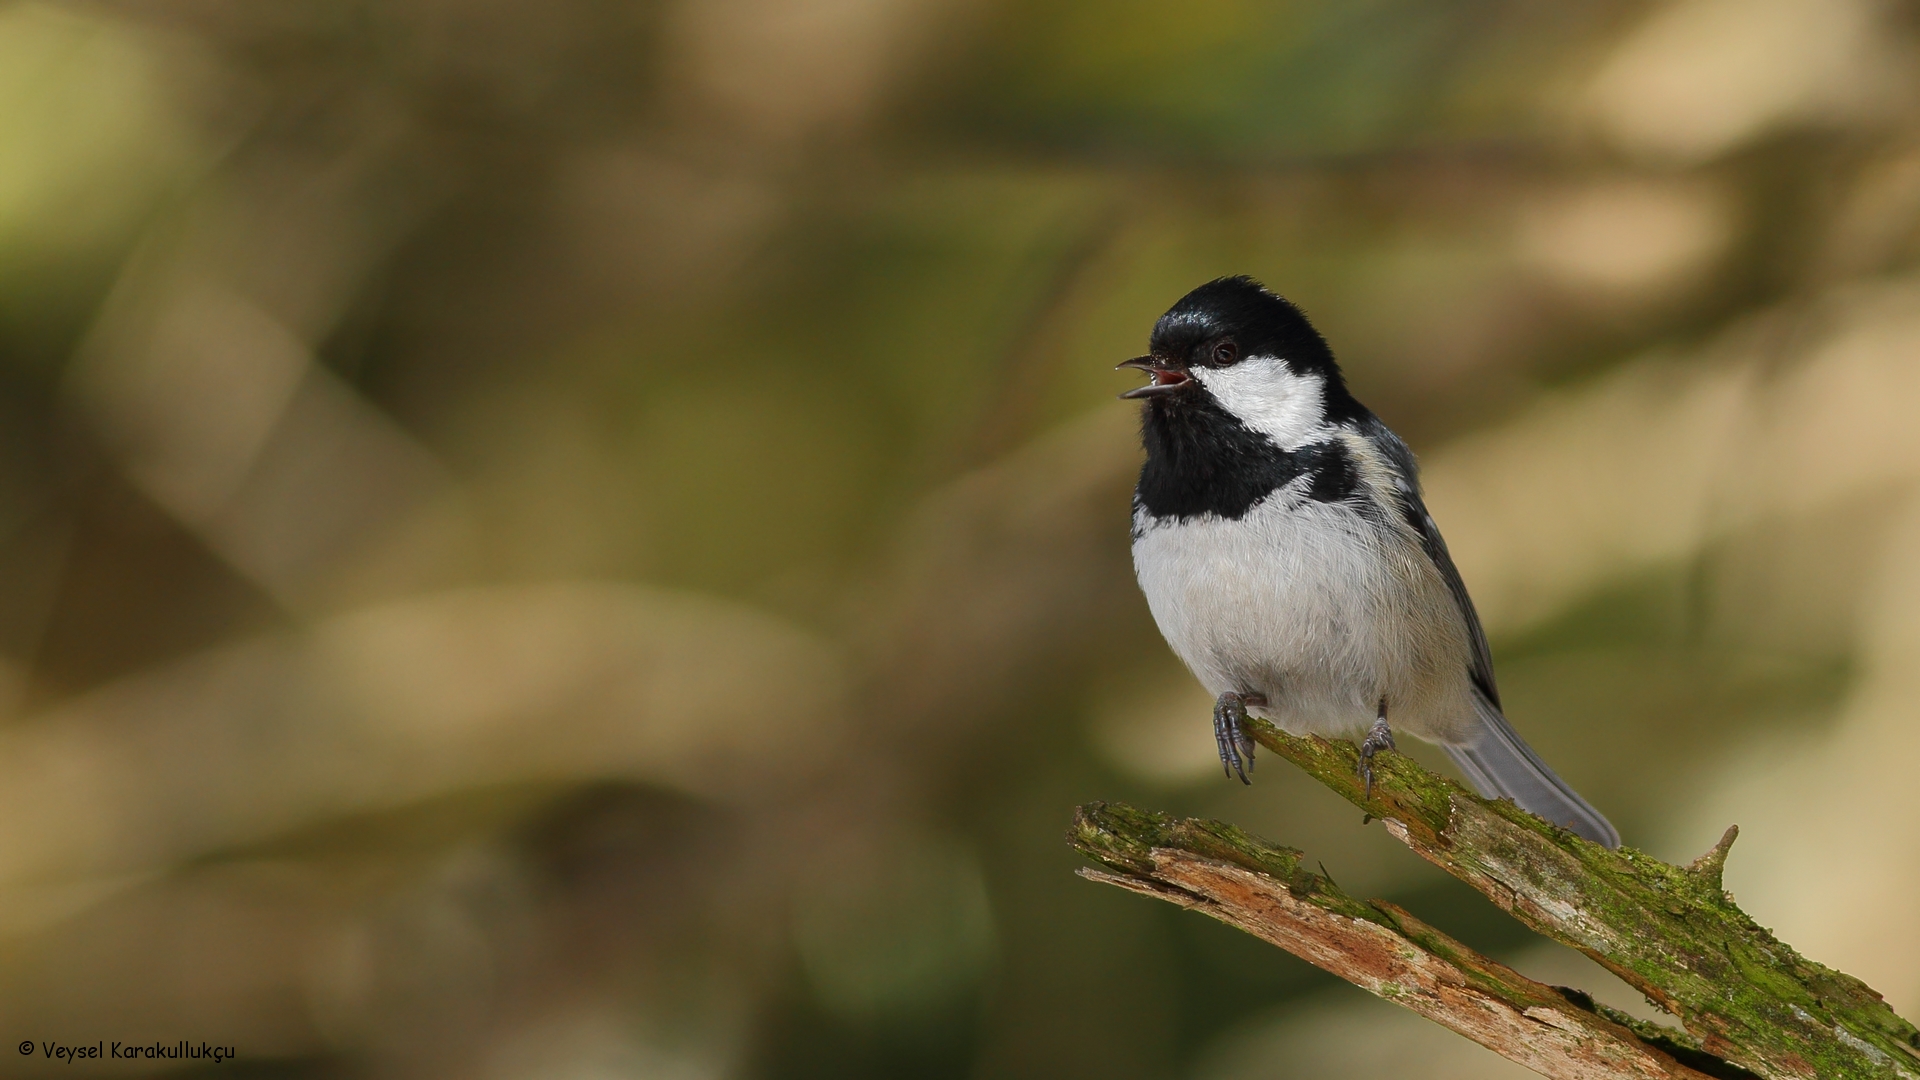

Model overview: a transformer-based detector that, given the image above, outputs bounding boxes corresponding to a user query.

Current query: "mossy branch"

[1069,719,1920,1080]
[1071,803,1731,1079]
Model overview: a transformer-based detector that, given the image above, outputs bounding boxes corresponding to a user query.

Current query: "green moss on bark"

[1069,800,1753,1079]
[1237,718,1920,1079]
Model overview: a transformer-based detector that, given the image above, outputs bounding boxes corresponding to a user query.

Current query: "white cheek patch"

[1191,356,1329,449]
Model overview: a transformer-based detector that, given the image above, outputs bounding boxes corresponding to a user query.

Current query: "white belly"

[1131,490,1477,742]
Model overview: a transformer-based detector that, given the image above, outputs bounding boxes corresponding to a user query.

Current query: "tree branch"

[1072,803,1730,1079]
[1069,718,1920,1080]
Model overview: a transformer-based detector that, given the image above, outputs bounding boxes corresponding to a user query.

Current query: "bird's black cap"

[1134,276,1362,424]
[1151,276,1342,379]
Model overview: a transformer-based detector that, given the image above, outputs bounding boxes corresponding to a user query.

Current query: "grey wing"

[1365,420,1500,707]
[1407,487,1500,707]
[1365,419,1619,847]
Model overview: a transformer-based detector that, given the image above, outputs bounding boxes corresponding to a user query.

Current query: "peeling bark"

[1068,718,1920,1080]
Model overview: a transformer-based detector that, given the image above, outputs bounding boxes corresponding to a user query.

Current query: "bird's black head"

[1149,276,1340,379]
[1123,278,1372,522]
[1120,276,1363,440]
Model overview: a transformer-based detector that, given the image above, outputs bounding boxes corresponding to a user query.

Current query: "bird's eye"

[1211,341,1239,365]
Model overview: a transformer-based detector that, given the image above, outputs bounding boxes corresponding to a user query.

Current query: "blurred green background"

[2,0,1920,1076]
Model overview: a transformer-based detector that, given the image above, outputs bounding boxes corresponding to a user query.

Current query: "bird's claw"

[1213,691,1264,784]
[1358,713,1395,798]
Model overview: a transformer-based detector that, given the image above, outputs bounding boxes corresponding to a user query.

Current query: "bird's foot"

[1358,710,1395,798]
[1213,691,1265,784]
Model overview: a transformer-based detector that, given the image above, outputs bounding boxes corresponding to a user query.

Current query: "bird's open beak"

[1116,355,1192,399]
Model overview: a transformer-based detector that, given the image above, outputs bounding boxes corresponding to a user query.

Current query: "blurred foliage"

[1,0,1919,1077]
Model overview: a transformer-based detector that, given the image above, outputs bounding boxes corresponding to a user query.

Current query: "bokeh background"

[2,0,1919,1076]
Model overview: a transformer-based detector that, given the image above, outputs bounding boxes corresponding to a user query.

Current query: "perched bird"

[1121,276,1619,848]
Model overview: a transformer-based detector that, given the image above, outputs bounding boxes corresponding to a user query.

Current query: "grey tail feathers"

[1445,694,1620,849]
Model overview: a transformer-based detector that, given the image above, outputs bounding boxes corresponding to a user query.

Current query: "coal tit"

[1121,276,1619,848]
